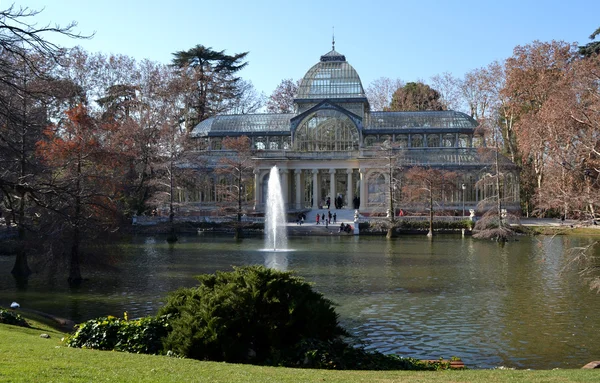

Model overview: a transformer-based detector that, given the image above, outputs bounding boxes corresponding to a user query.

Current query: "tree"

[0,5,89,80]
[0,4,88,279]
[37,104,124,285]
[471,122,521,241]
[365,77,404,111]
[159,266,348,364]
[502,40,577,212]
[0,54,46,278]
[386,82,446,111]
[144,69,191,242]
[430,72,461,111]
[531,53,600,220]
[579,27,600,57]
[379,140,405,239]
[215,136,255,240]
[171,44,248,129]
[226,79,264,115]
[402,167,457,237]
[266,78,298,113]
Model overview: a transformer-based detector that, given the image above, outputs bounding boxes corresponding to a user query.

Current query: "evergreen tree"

[386,82,445,111]
[579,27,600,57]
[171,45,248,129]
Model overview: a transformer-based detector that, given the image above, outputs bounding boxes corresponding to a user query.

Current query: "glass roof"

[295,49,366,100]
[366,111,478,130]
[191,110,478,137]
[191,113,293,137]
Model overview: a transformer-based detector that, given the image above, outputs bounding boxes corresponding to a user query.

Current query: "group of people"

[338,223,353,233]
[315,210,336,226]
[296,212,307,225]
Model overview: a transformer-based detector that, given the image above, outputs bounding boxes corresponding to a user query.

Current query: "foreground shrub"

[287,338,451,370]
[65,315,171,354]
[0,308,29,328]
[159,265,348,364]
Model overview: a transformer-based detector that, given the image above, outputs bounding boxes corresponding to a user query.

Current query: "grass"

[1,320,598,383]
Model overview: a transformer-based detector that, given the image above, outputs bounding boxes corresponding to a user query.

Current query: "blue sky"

[8,0,600,96]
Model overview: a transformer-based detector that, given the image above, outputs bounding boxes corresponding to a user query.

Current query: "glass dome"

[295,49,366,100]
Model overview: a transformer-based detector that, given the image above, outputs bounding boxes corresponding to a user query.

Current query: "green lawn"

[1,322,598,383]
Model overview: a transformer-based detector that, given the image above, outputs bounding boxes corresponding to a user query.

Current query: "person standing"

[316,214,320,225]
[333,212,337,223]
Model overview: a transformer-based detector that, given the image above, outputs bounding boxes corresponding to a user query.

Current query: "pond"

[1,234,599,369]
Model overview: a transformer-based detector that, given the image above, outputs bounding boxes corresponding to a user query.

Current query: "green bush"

[286,338,450,370]
[0,308,29,328]
[159,265,348,364]
[64,315,171,354]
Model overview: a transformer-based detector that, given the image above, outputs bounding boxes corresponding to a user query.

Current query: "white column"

[346,169,353,209]
[280,169,289,209]
[329,168,336,203]
[253,169,260,210]
[359,168,367,211]
[294,169,302,209]
[312,169,319,209]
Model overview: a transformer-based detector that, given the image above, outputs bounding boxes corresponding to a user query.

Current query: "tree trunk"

[11,193,31,278]
[68,225,82,286]
[166,156,178,243]
[427,191,434,237]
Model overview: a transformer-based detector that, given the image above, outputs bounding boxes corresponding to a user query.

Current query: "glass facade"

[294,109,359,151]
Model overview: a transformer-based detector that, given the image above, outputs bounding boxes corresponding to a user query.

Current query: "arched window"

[254,136,266,150]
[395,134,408,148]
[442,133,455,147]
[211,138,222,150]
[294,109,359,151]
[411,134,423,148]
[269,137,280,150]
[427,134,440,148]
[457,134,470,148]
[364,135,376,147]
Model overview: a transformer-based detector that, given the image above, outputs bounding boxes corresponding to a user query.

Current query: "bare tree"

[0,4,89,279]
[365,77,404,111]
[215,136,255,240]
[402,167,457,237]
[430,72,462,111]
[266,78,298,113]
[227,79,265,114]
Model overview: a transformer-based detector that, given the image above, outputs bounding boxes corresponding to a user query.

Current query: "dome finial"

[332,26,335,51]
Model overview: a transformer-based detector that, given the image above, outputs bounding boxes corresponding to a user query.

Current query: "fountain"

[264,166,288,251]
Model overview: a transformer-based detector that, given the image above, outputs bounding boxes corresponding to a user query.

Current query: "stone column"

[346,169,353,209]
[312,169,319,209]
[280,168,289,209]
[329,168,336,204]
[359,168,367,210]
[294,169,302,209]
[253,168,260,210]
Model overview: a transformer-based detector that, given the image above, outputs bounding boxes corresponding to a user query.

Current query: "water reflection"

[264,251,289,271]
[0,234,599,369]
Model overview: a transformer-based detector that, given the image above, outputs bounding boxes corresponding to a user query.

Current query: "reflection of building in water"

[177,46,520,216]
